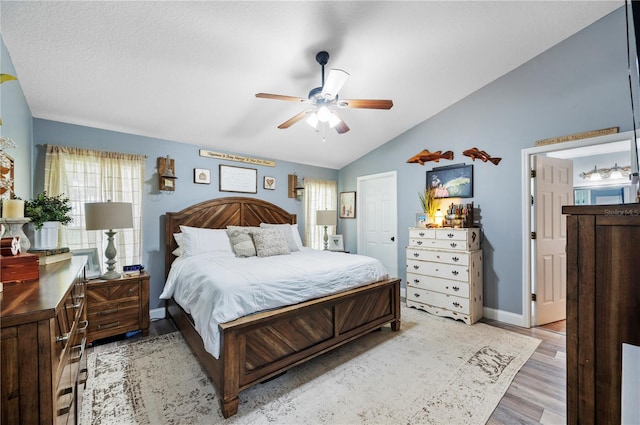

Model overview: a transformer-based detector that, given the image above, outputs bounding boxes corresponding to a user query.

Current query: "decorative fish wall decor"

[407,150,454,165]
[462,147,502,165]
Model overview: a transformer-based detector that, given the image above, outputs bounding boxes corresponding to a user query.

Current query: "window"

[303,178,337,249]
[44,145,145,267]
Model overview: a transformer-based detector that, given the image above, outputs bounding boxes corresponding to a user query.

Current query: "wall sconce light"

[288,174,305,200]
[158,155,177,192]
[580,163,631,181]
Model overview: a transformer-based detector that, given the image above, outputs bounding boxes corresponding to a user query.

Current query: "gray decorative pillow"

[259,223,299,252]
[226,226,258,257]
[251,227,291,257]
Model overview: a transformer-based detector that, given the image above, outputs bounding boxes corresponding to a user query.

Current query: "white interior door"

[533,155,573,326]
[357,171,398,278]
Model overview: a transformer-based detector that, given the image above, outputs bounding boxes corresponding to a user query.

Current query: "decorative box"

[1,252,39,283]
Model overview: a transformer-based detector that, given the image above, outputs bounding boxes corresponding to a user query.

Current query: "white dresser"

[406,227,483,324]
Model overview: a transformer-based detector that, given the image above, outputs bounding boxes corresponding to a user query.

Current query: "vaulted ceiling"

[1,1,622,169]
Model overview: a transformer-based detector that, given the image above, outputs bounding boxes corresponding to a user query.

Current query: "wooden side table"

[86,271,150,343]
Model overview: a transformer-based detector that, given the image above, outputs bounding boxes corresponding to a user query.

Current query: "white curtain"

[303,178,337,250]
[44,145,145,268]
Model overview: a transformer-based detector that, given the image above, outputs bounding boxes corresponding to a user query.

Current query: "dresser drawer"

[435,229,468,241]
[409,228,436,239]
[407,259,469,282]
[409,237,470,251]
[407,273,470,298]
[406,287,470,314]
[406,248,469,265]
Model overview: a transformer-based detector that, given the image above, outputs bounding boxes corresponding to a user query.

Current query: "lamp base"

[323,225,329,250]
[101,229,122,280]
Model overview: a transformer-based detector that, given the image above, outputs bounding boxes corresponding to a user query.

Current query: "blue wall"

[32,119,337,308]
[339,7,633,316]
[1,37,32,198]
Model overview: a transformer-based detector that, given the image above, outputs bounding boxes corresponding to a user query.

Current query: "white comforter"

[159,248,388,358]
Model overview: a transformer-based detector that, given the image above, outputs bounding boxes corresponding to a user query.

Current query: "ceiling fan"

[255,51,393,135]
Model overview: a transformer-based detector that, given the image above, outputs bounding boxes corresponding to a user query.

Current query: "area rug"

[80,307,540,425]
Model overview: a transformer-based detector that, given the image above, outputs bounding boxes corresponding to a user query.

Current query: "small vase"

[26,221,59,250]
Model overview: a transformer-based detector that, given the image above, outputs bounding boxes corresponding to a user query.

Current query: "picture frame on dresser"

[72,248,101,279]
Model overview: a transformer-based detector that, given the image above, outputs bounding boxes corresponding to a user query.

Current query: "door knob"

[391,236,395,242]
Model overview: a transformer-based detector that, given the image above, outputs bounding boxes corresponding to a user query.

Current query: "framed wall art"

[329,234,344,251]
[219,164,257,193]
[426,163,473,199]
[339,191,356,219]
[194,168,211,184]
[263,176,276,190]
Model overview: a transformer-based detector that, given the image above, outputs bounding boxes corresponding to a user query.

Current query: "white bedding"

[159,247,388,358]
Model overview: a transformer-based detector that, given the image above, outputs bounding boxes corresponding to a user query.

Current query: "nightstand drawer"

[88,310,140,333]
[87,281,139,303]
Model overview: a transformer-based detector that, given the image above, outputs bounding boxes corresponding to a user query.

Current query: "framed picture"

[426,163,473,199]
[263,176,276,190]
[329,234,344,251]
[219,164,257,193]
[339,191,356,219]
[194,168,211,184]
[72,248,101,279]
[416,213,427,228]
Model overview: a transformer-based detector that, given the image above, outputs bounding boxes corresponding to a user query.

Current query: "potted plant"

[418,188,437,223]
[23,192,73,250]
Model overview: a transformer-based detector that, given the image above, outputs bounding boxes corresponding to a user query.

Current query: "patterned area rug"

[81,307,540,424]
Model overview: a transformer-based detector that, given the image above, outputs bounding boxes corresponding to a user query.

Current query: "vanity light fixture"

[580,164,631,181]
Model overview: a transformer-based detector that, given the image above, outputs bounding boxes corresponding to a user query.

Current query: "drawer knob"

[452,257,459,262]
[447,233,454,238]
[452,286,460,291]
[419,232,425,237]
[413,279,420,283]
[451,270,459,276]
[97,307,119,316]
[416,240,423,245]
[414,293,420,298]
[450,242,457,248]
[413,265,419,270]
[78,320,89,331]
[413,253,419,257]
[98,321,120,330]
[452,301,461,308]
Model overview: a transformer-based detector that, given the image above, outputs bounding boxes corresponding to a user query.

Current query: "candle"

[2,199,25,218]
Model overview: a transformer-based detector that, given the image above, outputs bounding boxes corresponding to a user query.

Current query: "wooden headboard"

[164,197,297,278]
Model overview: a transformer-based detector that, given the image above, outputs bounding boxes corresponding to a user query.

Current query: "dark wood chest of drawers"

[86,272,149,343]
[1,257,87,425]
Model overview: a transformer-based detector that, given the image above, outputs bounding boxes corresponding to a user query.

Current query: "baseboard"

[400,287,406,300]
[483,306,527,328]
[150,307,166,321]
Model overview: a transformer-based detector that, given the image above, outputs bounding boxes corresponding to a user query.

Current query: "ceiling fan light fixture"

[306,112,319,128]
[328,111,342,128]
[317,105,331,122]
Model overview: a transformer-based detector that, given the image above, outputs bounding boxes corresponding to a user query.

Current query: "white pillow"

[291,223,304,249]
[259,223,300,252]
[172,233,184,257]
[178,225,234,257]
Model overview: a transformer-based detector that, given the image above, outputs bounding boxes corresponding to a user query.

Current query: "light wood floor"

[90,317,567,424]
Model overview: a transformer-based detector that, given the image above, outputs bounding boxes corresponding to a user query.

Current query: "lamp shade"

[85,202,133,230]
[316,210,337,226]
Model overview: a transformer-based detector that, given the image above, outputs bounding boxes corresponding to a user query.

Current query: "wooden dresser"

[1,257,87,425]
[86,271,150,343]
[406,227,483,324]
[563,204,640,424]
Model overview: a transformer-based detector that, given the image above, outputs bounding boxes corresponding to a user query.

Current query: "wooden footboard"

[167,277,401,418]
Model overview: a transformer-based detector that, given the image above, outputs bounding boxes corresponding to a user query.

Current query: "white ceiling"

[1,1,622,169]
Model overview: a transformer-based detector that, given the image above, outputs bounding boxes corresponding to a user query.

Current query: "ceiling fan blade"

[256,93,307,103]
[277,111,309,129]
[338,99,393,109]
[334,119,350,134]
[321,69,349,99]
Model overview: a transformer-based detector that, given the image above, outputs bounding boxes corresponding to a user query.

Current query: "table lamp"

[316,210,336,250]
[85,201,133,280]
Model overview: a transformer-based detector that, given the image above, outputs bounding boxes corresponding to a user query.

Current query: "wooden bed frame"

[164,197,401,418]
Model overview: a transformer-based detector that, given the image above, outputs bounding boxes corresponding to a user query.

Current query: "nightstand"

[86,271,150,343]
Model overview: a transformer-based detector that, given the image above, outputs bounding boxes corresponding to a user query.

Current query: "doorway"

[520,130,636,328]
[356,171,398,278]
